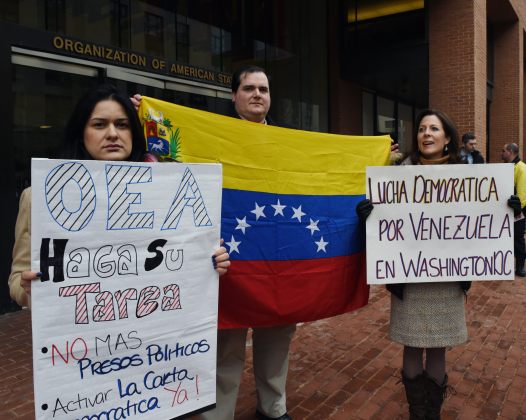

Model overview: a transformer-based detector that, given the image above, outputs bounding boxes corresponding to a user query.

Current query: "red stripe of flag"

[218,253,369,328]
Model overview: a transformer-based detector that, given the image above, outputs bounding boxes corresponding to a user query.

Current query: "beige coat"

[8,187,31,308]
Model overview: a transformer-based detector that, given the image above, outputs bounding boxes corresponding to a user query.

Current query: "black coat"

[462,150,485,164]
[228,104,277,126]
[471,150,485,164]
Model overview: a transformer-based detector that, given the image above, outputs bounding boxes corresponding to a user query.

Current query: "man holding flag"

[199,65,295,420]
[134,65,391,419]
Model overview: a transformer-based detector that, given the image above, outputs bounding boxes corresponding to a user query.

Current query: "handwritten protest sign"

[30,159,222,419]
[366,164,514,284]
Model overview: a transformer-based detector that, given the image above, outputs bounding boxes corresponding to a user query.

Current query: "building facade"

[1,0,526,307]
[330,0,526,163]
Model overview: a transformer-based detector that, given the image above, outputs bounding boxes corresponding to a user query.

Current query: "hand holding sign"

[31,159,222,419]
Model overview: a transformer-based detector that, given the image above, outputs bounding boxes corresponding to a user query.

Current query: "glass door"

[11,53,100,198]
[11,52,233,198]
[105,66,232,115]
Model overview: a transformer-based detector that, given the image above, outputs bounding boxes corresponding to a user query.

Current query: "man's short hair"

[506,143,520,155]
[462,132,476,144]
[231,65,270,93]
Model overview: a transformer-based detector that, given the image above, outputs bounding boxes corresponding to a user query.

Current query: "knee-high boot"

[425,373,448,420]
[402,371,427,420]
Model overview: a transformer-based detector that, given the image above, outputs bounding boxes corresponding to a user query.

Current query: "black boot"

[402,371,427,420]
[425,373,448,420]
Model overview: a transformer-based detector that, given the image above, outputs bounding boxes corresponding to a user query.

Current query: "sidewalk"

[2,279,526,419]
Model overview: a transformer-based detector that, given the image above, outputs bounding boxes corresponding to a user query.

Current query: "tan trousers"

[198,324,296,420]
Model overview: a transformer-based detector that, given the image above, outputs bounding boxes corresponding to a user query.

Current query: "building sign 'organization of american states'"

[52,35,232,88]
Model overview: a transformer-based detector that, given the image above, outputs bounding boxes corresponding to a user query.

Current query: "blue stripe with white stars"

[221,189,365,261]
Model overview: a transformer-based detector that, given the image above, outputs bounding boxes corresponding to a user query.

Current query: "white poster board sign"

[30,159,222,419]
[366,164,515,284]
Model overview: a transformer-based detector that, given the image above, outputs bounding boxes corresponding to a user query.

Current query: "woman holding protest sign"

[9,84,230,308]
[357,108,521,419]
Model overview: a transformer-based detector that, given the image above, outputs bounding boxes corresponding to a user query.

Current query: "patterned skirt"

[389,282,468,348]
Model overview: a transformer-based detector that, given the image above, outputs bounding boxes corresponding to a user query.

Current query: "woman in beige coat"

[9,84,230,307]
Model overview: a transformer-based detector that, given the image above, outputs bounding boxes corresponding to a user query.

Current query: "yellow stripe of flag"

[139,96,391,195]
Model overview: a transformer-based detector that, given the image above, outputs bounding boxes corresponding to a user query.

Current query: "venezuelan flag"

[139,97,390,328]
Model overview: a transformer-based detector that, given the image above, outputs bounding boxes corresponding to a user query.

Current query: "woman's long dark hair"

[60,84,146,162]
[409,108,461,164]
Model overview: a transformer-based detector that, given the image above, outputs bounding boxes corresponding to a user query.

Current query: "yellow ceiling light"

[347,0,424,23]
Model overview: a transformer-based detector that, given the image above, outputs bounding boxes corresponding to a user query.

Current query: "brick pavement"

[2,279,526,419]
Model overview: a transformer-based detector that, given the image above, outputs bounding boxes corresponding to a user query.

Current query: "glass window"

[377,96,395,135]
[0,0,328,131]
[397,103,413,152]
[67,1,116,45]
[112,0,131,48]
[106,69,231,115]
[342,0,427,107]
[220,28,232,70]
[163,90,215,112]
[264,0,327,131]
[106,77,165,104]
[144,12,164,56]
[362,91,374,135]
[0,0,22,24]
[45,0,66,32]
[12,62,99,197]
[362,92,416,146]
[176,18,189,62]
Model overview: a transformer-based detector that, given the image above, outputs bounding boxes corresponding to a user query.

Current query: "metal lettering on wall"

[52,35,232,87]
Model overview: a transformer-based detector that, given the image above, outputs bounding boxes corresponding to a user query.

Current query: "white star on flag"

[315,236,329,253]
[226,235,242,254]
[251,202,266,220]
[271,199,286,216]
[235,216,251,234]
[291,205,306,222]
[306,218,320,235]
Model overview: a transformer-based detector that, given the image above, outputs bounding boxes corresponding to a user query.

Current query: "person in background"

[460,132,485,164]
[9,84,230,308]
[501,142,526,277]
[357,109,521,419]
